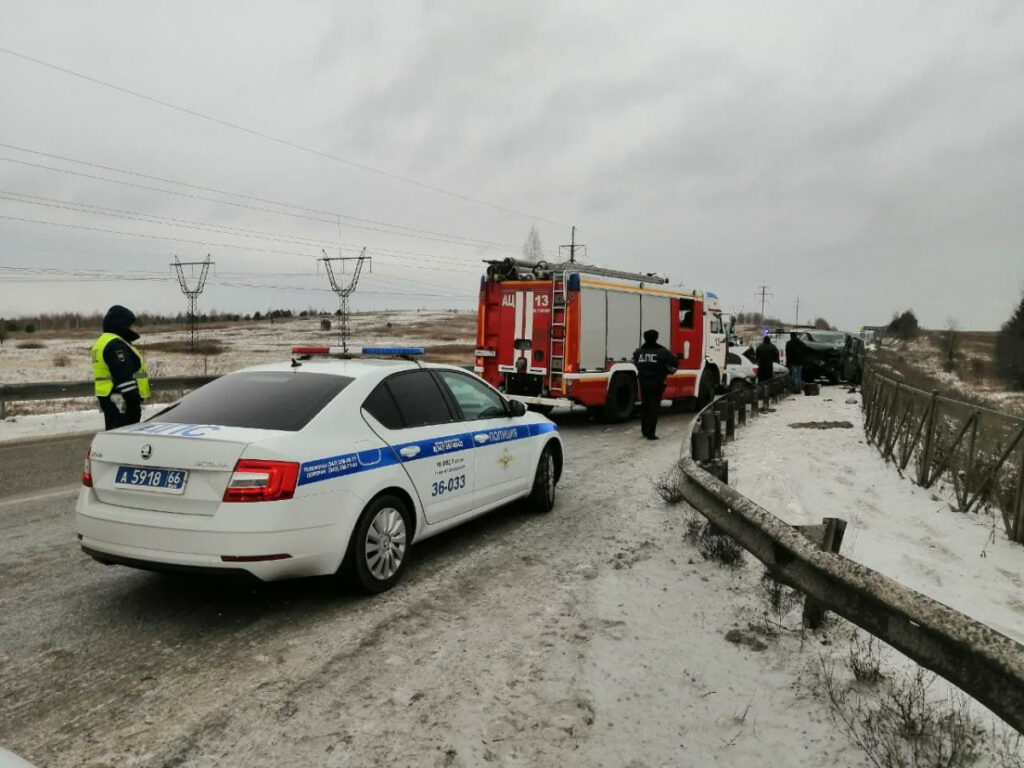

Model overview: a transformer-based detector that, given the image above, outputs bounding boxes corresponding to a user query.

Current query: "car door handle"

[398,446,421,458]
[474,434,490,444]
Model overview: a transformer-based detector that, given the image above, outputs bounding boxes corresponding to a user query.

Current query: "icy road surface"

[0,407,871,767]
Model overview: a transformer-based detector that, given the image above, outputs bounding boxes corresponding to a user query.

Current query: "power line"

[0,143,546,255]
[0,46,568,227]
[0,154,538,257]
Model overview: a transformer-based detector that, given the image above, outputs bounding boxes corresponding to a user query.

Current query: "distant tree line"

[0,307,335,335]
[886,309,920,340]
[996,290,1024,389]
[733,311,834,330]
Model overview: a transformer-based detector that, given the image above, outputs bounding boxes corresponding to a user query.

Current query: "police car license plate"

[114,466,189,494]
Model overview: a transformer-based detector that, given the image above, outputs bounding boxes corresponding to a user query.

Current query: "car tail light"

[82,453,93,487]
[223,459,300,502]
[753,366,759,376]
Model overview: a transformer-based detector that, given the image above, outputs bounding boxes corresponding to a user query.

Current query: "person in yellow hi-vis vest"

[92,305,149,430]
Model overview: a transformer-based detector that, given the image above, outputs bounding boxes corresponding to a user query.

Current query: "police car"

[76,347,563,593]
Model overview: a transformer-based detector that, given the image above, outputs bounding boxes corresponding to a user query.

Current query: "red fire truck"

[474,258,727,420]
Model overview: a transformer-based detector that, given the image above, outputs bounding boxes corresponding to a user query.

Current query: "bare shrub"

[821,654,984,767]
[681,510,744,566]
[653,470,684,504]
[848,635,886,684]
[52,353,71,368]
[696,525,744,566]
[16,341,46,349]
[759,569,802,621]
[989,727,1024,768]
[682,510,704,541]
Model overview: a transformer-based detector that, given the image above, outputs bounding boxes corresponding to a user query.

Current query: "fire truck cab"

[474,258,727,420]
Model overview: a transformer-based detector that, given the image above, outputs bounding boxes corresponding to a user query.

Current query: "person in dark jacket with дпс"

[91,305,150,430]
[632,329,677,440]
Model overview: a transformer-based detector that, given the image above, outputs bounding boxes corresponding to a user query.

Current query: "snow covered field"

[0,310,476,387]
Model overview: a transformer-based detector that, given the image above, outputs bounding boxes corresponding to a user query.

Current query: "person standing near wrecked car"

[755,333,779,412]
[91,305,149,430]
[632,329,677,440]
[785,331,806,393]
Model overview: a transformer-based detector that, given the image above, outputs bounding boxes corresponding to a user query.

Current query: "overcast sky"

[1,1,1022,331]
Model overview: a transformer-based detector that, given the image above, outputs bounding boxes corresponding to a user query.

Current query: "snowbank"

[725,388,1024,645]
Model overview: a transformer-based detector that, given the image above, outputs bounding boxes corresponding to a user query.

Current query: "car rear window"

[149,371,353,431]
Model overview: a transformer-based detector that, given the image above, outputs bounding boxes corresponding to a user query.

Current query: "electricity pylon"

[320,248,371,353]
[172,255,212,352]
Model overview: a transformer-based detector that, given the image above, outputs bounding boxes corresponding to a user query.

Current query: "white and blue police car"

[76,346,562,593]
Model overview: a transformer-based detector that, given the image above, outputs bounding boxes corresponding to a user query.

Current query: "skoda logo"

[140,444,152,461]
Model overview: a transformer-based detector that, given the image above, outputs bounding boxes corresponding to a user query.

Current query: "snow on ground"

[0,405,164,443]
[0,311,476,387]
[726,389,1024,646]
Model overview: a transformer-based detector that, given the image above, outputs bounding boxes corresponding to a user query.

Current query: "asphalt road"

[0,410,710,768]
[0,433,93,498]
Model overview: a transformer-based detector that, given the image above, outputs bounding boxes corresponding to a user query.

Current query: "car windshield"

[804,331,846,344]
[150,371,353,431]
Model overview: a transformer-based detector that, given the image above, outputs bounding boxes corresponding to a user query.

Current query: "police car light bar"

[291,346,425,356]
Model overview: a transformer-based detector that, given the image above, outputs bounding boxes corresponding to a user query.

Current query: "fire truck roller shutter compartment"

[579,287,607,371]
[606,291,641,362]
[640,294,672,353]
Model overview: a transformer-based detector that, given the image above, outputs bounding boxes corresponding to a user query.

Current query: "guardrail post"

[691,431,712,461]
[712,411,723,458]
[725,399,735,441]
[1013,449,1024,543]
[796,517,848,629]
[917,390,940,487]
[737,397,747,427]
[703,459,729,484]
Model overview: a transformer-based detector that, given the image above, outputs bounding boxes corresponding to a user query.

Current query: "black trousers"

[639,380,665,438]
[98,394,142,431]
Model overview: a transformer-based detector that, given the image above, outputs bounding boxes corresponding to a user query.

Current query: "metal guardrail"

[862,364,1024,541]
[675,375,1024,733]
[0,376,219,419]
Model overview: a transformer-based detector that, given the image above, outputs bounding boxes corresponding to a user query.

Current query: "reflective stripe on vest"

[91,333,150,398]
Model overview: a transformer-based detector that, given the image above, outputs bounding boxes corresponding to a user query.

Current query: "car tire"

[602,374,637,422]
[526,444,557,514]
[696,369,715,409]
[347,494,412,594]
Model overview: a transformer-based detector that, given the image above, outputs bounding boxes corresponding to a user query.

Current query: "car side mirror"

[508,400,527,417]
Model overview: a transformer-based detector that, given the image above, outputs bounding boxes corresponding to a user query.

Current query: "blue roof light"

[360,347,425,356]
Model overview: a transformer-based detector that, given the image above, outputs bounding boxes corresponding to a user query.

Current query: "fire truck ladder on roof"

[548,271,568,394]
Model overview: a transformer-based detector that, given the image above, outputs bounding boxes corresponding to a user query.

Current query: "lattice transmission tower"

[172,255,212,352]
[320,248,371,353]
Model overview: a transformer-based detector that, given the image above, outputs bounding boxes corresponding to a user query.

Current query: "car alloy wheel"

[364,506,407,581]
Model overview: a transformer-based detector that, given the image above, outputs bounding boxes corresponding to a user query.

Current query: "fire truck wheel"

[526,444,557,513]
[602,374,637,422]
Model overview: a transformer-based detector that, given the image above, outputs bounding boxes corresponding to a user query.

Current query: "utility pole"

[171,255,212,352]
[755,284,773,323]
[559,226,585,265]
[794,295,801,327]
[320,248,371,353]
